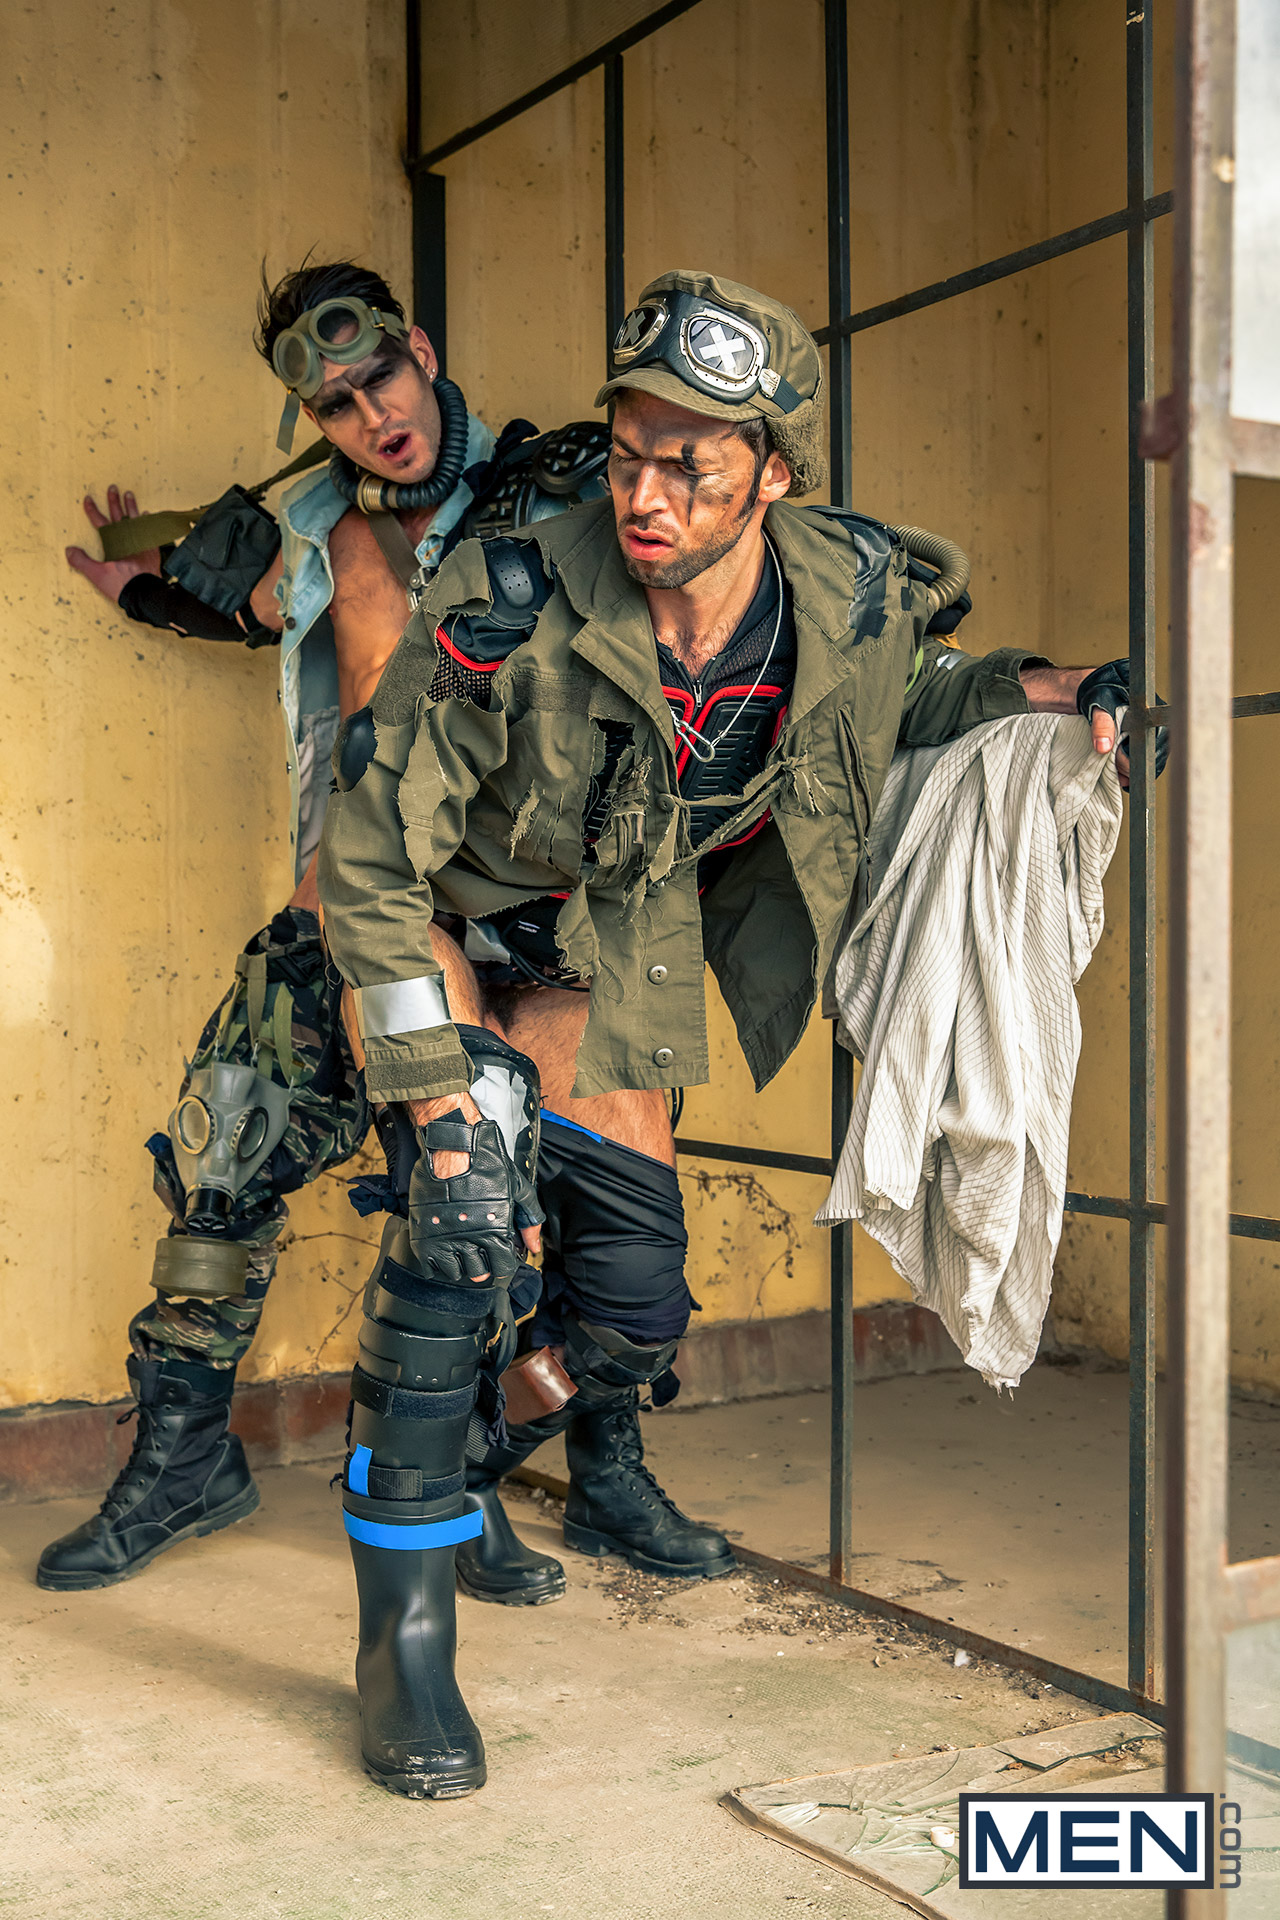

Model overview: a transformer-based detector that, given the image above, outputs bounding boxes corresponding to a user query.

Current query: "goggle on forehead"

[271,297,409,451]
[610,292,805,414]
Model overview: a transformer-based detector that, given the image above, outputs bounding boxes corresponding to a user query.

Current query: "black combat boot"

[454,1457,566,1606]
[36,1356,258,1591]
[471,1316,738,1583]
[564,1387,737,1580]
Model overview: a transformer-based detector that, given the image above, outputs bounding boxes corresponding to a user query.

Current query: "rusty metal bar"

[1126,0,1159,1705]
[673,1137,833,1178]
[1140,690,1280,721]
[1166,1,1236,1909]
[418,0,706,166]
[1066,1190,1280,1243]
[824,0,856,1589]
[829,1031,856,1585]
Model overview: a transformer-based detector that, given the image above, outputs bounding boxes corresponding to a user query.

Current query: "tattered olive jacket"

[319,498,1041,1103]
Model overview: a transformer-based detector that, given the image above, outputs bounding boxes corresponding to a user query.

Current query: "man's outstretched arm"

[898,641,1141,786]
[66,484,283,641]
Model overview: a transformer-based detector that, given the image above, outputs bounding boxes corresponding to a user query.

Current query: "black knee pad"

[535,1115,693,1344]
[366,1218,500,1334]
[350,1216,515,1487]
[348,1363,477,1483]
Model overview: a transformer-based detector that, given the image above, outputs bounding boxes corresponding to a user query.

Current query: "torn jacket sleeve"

[897,642,1052,747]
[318,697,509,1104]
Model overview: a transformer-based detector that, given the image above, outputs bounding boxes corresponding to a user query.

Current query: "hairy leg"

[501,987,675,1168]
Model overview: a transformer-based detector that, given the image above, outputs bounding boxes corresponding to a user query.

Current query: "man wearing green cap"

[42,258,608,1598]
[317,268,1147,1799]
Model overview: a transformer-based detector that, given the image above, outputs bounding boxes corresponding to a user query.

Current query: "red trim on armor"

[663,682,786,779]
[436,622,503,674]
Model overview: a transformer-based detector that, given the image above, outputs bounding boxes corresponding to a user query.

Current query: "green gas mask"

[271,297,410,452]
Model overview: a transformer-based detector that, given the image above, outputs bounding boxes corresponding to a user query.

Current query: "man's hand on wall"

[65,485,161,603]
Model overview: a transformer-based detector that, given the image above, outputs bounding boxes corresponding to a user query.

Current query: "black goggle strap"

[276,388,302,455]
[612,295,805,415]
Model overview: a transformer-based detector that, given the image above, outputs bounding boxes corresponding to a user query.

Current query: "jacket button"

[648,964,668,984]
[284,616,297,630]
[653,1047,674,1067]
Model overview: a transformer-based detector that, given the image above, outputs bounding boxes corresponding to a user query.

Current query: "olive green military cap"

[595,269,827,496]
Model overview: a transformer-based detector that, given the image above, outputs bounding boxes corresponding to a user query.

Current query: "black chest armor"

[657,562,797,854]
[453,420,611,548]
[663,679,791,851]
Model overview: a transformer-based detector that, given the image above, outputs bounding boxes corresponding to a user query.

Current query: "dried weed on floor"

[505,1480,1089,1753]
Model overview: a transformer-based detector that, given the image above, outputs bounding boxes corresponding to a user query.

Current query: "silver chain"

[669,534,784,767]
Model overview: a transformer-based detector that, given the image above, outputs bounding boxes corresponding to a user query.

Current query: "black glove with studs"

[1076,657,1170,777]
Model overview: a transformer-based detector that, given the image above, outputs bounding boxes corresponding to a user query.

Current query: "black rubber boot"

[564,1389,737,1580]
[454,1460,566,1606]
[346,1491,487,1799]
[36,1356,258,1591]
[343,1216,498,1799]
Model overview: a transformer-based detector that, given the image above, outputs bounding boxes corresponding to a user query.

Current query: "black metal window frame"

[402,0,1280,1728]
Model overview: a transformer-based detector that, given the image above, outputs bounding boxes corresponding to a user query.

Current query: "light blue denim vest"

[275,412,496,880]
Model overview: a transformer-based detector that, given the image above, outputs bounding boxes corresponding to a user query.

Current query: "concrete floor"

[5,1473,1085,1920]
[530,1356,1280,1686]
[5,1362,1279,1918]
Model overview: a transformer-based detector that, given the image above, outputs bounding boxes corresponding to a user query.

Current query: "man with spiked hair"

[318,267,1149,1798]
[42,260,608,1596]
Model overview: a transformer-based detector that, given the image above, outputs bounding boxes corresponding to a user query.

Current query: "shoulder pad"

[807,505,972,636]
[437,536,553,669]
[461,419,611,543]
[806,504,895,579]
[526,420,611,497]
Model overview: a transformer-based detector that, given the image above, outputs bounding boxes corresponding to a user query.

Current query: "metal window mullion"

[1126,0,1159,1707]
[1166,0,1235,1900]
[404,0,421,170]
[824,0,852,506]
[824,0,855,1587]
[813,194,1173,347]
[604,56,626,352]
[411,168,447,374]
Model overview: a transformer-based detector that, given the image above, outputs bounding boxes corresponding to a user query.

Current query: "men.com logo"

[958,1791,1214,1890]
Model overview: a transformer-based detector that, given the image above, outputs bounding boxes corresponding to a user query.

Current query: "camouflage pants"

[130,906,370,1372]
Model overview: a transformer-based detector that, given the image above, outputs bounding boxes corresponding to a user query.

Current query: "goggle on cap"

[595,270,827,495]
[271,296,409,452]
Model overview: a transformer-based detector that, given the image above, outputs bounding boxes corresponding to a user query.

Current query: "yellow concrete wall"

[1,0,405,1408]
[10,0,1277,1406]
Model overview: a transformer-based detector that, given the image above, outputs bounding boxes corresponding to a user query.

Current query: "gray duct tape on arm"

[355,976,453,1042]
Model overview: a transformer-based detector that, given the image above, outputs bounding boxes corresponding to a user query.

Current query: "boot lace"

[100,1405,161,1520]
[609,1412,684,1517]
